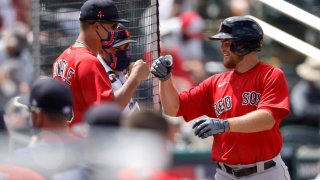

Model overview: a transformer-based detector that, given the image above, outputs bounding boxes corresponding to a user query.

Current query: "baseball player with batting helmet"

[151,16,291,179]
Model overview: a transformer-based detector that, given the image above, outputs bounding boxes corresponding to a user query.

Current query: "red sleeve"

[258,68,290,122]
[77,57,114,105]
[177,77,215,122]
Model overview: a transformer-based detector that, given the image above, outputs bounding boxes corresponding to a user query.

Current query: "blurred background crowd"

[0,0,319,179]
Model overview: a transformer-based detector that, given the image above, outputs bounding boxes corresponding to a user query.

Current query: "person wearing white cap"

[291,57,320,122]
[290,57,320,180]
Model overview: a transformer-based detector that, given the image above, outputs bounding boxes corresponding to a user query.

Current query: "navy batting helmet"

[209,16,263,56]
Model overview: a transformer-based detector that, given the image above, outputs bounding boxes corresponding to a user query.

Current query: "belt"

[216,160,276,178]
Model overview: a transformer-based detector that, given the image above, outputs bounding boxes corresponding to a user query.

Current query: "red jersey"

[52,46,114,126]
[177,61,290,164]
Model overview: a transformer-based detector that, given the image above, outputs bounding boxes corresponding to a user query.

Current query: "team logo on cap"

[97,11,104,18]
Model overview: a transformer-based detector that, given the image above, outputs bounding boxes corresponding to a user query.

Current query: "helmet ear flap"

[230,40,249,56]
[229,42,237,54]
[230,38,262,56]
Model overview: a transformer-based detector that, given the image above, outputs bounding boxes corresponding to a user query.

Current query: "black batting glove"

[192,118,230,139]
[151,55,173,81]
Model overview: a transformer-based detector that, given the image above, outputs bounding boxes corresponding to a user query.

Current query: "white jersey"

[98,55,139,114]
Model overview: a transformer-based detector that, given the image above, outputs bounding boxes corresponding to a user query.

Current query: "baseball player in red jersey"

[152,16,291,179]
[52,0,149,126]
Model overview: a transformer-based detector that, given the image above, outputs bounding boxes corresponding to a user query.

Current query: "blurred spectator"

[158,13,207,84]
[160,44,196,91]
[0,32,33,131]
[281,57,320,172]
[280,57,320,180]
[143,0,208,84]
[0,22,33,85]
[8,78,83,178]
[3,96,33,152]
[291,57,320,127]
[178,11,208,84]
[179,11,205,61]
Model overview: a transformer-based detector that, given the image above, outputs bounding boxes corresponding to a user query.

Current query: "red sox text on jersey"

[214,91,261,117]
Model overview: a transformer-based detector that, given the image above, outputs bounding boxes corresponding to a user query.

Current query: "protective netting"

[32,0,160,109]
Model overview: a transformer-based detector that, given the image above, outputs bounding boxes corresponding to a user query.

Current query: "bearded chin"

[224,61,236,69]
[223,55,243,69]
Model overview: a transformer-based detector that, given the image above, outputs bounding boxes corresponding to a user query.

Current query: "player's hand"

[130,59,150,81]
[151,55,173,81]
[192,118,230,139]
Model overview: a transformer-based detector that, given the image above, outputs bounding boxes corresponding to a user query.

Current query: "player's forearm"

[159,78,180,116]
[227,109,276,133]
[114,77,140,109]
